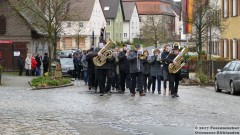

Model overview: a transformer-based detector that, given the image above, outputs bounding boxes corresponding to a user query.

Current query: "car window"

[234,64,240,71]
[229,62,236,71]
[223,62,231,71]
[60,58,73,65]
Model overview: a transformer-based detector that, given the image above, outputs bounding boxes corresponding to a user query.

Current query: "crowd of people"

[17,42,182,98]
[17,53,49,77]
[73,42,182,98]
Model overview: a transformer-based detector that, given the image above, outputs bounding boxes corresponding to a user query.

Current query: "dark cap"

[135,44,141,48]
[172,43,180,50]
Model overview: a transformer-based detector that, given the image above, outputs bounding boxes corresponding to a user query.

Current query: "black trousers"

[97,69,112,94]
[112,71,120,90]
[143,74,151,91]
[88,70,95,88]
[19,67,23,76]
[130,72,143,94]
[169,73,180,95]
[162,68,169,89]
[43,66,48,74]
[119,71,131,92]
[151,75,161,92]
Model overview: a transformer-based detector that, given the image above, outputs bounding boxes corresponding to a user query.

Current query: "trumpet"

[139,54,147,60]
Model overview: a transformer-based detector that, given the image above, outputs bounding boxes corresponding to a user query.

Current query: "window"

[235,64,240,71]
[67,22,71,27]
[229,62,236,71]
[232,0,238,16]
[149,16,154,22]
[104,7,109,11]
[224,39,228,58]
[233,40,238,59]
[107,20,110,25]
[106,32,110,38]
[79,22,83,27]
[223,0,229,17]
[223,62,231,71]
[120,33,122,38]
[124,33,127,38]
[139,16,142,22]
[0,15,6,35]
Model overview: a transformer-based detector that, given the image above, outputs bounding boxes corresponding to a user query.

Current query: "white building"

[122,2,140,42]
[60,0,106,50]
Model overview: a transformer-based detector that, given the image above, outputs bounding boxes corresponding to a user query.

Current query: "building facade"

[60,0,106,50]
[221,0,240,59]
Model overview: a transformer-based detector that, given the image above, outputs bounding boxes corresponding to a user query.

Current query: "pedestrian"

[118,44,131,94]
[161,44,170,95]
[25,54,31,76]
[31,55,37,76]
[127,44,145,96]
[148,49,162,94]
[73,53,81,80]
[17,54,24,76]
[35,54,42,76]
[142,50,151,93]
[166,43,181,98]
[42,53,49,75]
[81,50,88,85]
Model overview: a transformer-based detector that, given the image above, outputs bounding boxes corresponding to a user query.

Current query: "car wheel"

[214,79,222,92]
[230,81,237,95]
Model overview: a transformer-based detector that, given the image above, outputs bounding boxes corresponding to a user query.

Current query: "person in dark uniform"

[142,50,151,93]
[148,49,162,94]
[166,43,181,98]
[127,44,146,96]
[118,44,131,94]
[161,44,170,95]
[86,48,97,92]
[73,53,81,80]
[95,44,115,96]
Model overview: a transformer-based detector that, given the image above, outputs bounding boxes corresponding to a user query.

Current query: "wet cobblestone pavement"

[0,75,240,135]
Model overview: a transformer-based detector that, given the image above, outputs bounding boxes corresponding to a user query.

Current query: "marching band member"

[142,50,151,93]
[166,43,181,98]
[148,49,162,94]
[161,44,170,95]
[118,44,131,94]
[127,44,146,96]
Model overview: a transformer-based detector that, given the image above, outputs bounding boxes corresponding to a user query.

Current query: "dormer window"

[79,22,83,27]
[67,22,71,27]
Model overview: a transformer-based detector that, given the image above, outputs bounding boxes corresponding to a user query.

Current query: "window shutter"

[238,39,240,59]
[228,0,230,17]
[227,39,229,58]
[222,0,225,17]
[0,15,6,35]
[220,39,224,57]
[230,0,233,16]
[230,39,233,59]
[237,0,239,16]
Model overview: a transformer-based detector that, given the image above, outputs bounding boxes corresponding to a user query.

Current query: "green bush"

[31,76,71,87]
[195,72,209,84]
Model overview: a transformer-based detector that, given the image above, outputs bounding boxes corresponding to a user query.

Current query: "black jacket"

[127,50,143,73]
[18,56,24,68]
[86,51,97,73]
[142,58,150,75]
[118,50,130,73]
[35,56,42,68]
[166,53,181,74]
[42,56,49,68]
[161,51,169,70]
[148,55,162,76]
[91,48,115,70]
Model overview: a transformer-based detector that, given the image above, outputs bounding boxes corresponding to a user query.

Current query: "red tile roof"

[136,1,174,15]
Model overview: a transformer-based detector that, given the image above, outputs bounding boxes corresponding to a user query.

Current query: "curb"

[180,83,214,86]
[29,82,74,90]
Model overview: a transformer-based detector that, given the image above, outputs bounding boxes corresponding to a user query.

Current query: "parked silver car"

[215,61,240,95]
[60,58,74,77]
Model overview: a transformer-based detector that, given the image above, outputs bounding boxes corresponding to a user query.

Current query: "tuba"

[93,38,116,66]
[168,47,189,74]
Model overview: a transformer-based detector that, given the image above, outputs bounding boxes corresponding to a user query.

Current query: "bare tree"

[141,15,173,48]
[183,0,227,73]
[10,0,70,75]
